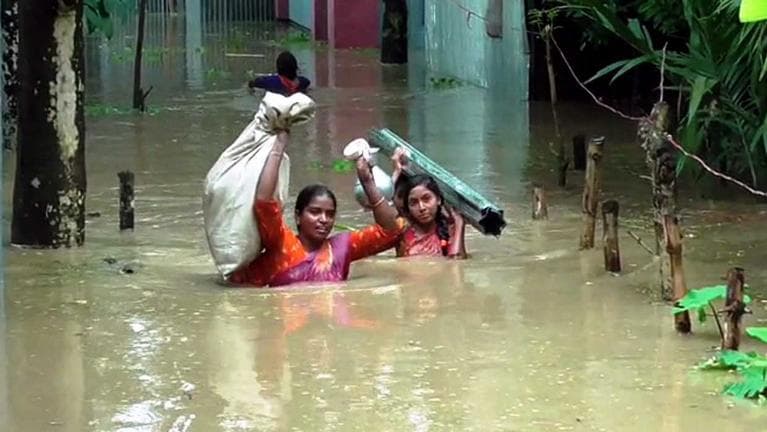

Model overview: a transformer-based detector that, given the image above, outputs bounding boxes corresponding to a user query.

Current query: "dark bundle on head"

[276,51,298,80]
[403,174,451,256]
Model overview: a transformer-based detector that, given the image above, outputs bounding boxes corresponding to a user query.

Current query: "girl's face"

[407,185,440,225]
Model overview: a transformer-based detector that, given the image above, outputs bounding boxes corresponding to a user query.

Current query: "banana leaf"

[740,0,767,23]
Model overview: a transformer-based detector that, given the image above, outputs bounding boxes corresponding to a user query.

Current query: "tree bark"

[133,0,148,111]
[640,102,674,301]
[381,0,407,64]
[722,267,746,350]
[543,25,568,188]
[602,200,621,272]
[2,0,18,149]
[531,185,548,220]
[11,0,86,247]
[640,102,690,332]
[579,137,604,250]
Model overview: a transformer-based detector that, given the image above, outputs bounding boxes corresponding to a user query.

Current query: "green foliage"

[205,68,232,83]
[84,0,132,39]
[85,103,165,117]
[747,327,767,344]
[672,285,752,319]
[559,0,767,186]
[724,365,767,400]
[698,350,763,371]
[272,31,314,48]
[429,77,463,90]
[307,160,355,173]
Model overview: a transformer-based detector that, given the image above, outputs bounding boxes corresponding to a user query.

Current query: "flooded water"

[3,17,767,432]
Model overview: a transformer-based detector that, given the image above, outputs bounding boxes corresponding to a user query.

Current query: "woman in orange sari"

[230,132,405,287]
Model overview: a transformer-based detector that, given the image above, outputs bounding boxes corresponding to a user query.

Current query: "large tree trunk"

[381,0,408,64]
[2,0,18,149]
[11,0,86,247]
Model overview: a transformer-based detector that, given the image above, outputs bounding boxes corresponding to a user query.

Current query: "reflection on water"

[3,15,767,432]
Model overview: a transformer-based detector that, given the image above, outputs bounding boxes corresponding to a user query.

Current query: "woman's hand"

[255,131,289,201]
[355,157,374,183]
[390,147,408,182]
[450,208,465,228]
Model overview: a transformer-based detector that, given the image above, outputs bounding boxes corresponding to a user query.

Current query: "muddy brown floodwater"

[3,19,767,432]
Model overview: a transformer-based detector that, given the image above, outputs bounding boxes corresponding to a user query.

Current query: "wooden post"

[602,200,621,272]
[722,267,746,350]
[532,185,548,220]
[639,102,690,332]
[573,134,586,170]
[118,171,134,230]
[579,137,604,249]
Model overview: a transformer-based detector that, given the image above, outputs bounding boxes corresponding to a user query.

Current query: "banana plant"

[558,0,767,187]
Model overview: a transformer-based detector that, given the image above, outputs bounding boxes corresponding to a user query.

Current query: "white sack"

[203,91,316,279]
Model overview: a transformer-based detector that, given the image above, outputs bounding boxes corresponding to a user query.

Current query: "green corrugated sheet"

[423,0,529,98]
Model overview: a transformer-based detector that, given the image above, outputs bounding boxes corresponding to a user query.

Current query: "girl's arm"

[355,157,399,231]
[447,209,467,259]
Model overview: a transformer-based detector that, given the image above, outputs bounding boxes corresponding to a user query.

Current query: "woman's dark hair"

[276,51,298,80]
[294,184,337,218]
[403,175,450,255]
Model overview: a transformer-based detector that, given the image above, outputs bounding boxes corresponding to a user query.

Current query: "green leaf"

[687,76,716,126]
[672,285,752,315]
[724,366,767,399]
[698,350,763,370]
[697,307,708,323]
[746,327,767,344]
[609,54,656,84]
[331,160,354,173]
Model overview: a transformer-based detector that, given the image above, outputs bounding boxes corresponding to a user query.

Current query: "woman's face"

[297,194,336,243]
[407,185,440,226]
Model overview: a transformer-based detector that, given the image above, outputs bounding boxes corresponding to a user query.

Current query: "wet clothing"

[396,226,448,257]
[229,200,404,287]
[248,74,311,96]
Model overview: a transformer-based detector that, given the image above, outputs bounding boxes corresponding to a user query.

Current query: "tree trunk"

[133,0,148,111]
[579,137,604,250]
[602,200,621,272]
[11,0,86,247]
[722,267,746,350]
[381,0,408,64]
[2,0,18,149]
[544,26,568,188]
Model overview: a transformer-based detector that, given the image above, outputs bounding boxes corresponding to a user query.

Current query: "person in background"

[248,51,311,96]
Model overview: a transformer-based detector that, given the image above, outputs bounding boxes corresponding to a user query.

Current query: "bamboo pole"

[579,137,604,249]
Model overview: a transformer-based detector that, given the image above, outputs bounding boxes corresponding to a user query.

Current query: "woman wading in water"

[229,132,405,287]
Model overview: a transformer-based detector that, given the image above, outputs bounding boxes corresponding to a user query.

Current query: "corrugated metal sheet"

[290,0,315,32]
[422,0,529,99]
